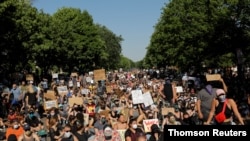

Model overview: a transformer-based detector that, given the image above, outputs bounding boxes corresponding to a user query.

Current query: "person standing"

[197,84,217,123]
[9,83,22,108]
[197,78,228,123]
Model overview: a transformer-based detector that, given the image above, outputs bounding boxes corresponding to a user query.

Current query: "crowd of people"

[0,68,249,141]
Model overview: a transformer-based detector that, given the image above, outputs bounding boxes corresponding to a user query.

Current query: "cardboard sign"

[161,107,175,115]
[117,130,126,141]
[26,74,34,81]
[68,97,83,107]
[206,74,221,81]
[57,86,68,96]
[44,90,57,100]
[44,100,58,110]
[143,119,159,132]
[131,90,144,104]
[106,86,113,93]
[99,110,110,118]
[94,69,106,81]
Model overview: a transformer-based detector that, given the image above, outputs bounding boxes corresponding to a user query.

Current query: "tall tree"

[96,24,123,70]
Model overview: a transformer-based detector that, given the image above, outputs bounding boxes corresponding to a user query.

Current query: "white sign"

[77,81,80,87]
[142,92,154,107]
[57,86,68,95]
[52,73,58,79]
[44,100,58,110]
[175,86,183,93]
[68,80,73,87]
[131,90,144,104]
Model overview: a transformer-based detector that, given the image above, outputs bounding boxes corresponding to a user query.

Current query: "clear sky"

[32,0,169,62]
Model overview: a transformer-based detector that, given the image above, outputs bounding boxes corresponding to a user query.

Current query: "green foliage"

[0,0,127,76]
[144,0,250,71]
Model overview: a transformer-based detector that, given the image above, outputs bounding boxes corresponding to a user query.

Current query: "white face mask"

[13,124,19,129]
[50,113,55,116]
[132,124,137,129]
[64,132,71,138]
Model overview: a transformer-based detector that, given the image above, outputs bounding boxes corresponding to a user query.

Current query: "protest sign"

[93,69,106,81]
[57,86,68,96]
[142,92,154,107]
[26,74,34,81]
[44,90,57,100]
[52,73,58,79]
[206,74,221,81]
[44,100,58,110]
[175,86,183,93]
[131,90,144,104]
[143,119,159,132]
[68,97,83,107]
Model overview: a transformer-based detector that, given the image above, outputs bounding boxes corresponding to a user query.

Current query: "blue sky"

[32,0,169,62]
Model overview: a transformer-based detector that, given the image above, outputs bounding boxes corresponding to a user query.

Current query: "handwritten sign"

[44,90,57,100]
[175,86,183,93]
[142,92,154,107]
[44,100,58,110]
[57,86,68,96]
[52,73,58,79]
[94,69,106,81]
[117,130,126,141]
[68,97,83,107]
[131,90,144,104]
[206,74,221,81]
[143,119,159,132]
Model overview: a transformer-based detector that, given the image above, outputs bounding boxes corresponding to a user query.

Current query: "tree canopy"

[144,0,250,72]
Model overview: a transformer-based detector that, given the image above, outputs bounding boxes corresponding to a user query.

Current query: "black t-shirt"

[74,132,88,141]
[25,116,40,127]
[49,127,60,141]
[25,92,37,105]
[125,128,144,141]
[163,83,173,101]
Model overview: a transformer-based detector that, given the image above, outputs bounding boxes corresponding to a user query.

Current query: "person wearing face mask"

[73,120,89,141]
[204,89,244,125]
[24,109,40,128]
[59,124,78,141]
[165,113,181,125]
[5,120,24,140]
[93,124,122,141]
[46,107,61,128]
[17,124,40,141]
[125,118,144,141]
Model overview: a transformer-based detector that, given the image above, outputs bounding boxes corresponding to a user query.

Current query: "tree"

[96,24,123,70]
[50,7,106,73]
[144,0,250,72]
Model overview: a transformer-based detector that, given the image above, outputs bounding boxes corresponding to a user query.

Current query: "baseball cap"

[216,89,225,96]
[103,125,112,140]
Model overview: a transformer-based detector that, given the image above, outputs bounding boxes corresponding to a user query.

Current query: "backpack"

[214,99,228,123]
